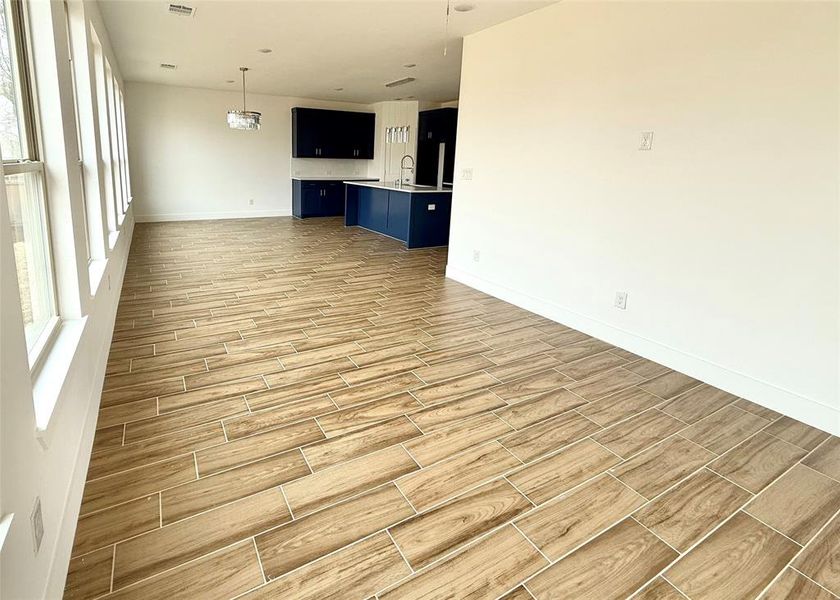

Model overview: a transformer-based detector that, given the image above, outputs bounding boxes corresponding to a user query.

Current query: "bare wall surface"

[448,1,840,434]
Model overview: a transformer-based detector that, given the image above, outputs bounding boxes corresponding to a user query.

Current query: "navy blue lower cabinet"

[293,180,358,218]
[345,184,452,248]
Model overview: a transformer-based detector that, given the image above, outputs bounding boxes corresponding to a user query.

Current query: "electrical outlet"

[249,199,254,206]
[473,249,480,262]
[461,168,473,181]
[427,203,436,211]
[639,131,654,151]
[614,291,628,310]
[30,497,43,554]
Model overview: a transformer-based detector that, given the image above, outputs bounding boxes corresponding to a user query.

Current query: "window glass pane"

[0,0,25,160]
[5,170,56,350]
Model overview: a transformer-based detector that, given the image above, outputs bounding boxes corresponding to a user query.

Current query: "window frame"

[2,0,60,370]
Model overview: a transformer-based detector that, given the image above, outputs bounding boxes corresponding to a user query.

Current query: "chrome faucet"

[398,155,415,188]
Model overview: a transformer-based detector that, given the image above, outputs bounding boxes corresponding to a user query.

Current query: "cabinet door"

[292,109,318,158]
[300,183,322,217]
[386,192,410,241]
[322,183,345,216]
[350,112,375,159]
[358,187,389,232]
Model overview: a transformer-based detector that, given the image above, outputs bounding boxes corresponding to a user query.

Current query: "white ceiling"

[98,0,555,104]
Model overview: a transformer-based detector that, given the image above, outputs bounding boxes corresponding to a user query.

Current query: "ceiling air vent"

[385,77,416,88]
[168,3,195,17]
[160,63,177,70]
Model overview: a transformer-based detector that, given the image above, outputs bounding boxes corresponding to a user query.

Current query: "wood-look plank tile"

[666,511,799,600]
[301,415,421,471]
[709,432,808,493]
[103,361,206,392]
[566,368,646,402]
[681,404,770,455]
[97,399,157,429]
[316,392,422,438]
[261,356,355,388]
[283,445,419,517]
[81,455,195,516]
[559,351,629,381]
[633,577,687,599]
[404,413,512,467]
[623,358,671,379]
[242,533,410,600]
[72,494,160,557]
[499,586,534,600]
[417,340,490,366]
[639,371,702,400]
[408,389,505,432]
[611,436,715,499]
[793,513,840,596]
[576,387,663,430]
[527,518,677,600]
[545,337,612,362]
[507,438,621,505]
[124,396,248,443]
[92,425,124,453]
[195,419,323,476]
[759,568,837,600]
[250,374,348,410]
[112,488,290,590]
[162,450,309,524]
[105,541,263,600]
[64,546,113,600]
[414,355,494,384]
[390,479,531,569]
[157,377,265,413]
[223,395,336,439]
[765,416,831,451]
[495,388,586,430]
[516,473,646,560]
[658,383,737,424]
[745,464,840,545]
[351,340,429,367]
[379,525,547,600]
[485,354,561,384]
[500,409,602,463]
[593,409,686,459]
[491,369,572,403]
[256,484,413,579]
[803,436,840,481]
[634,468,751,552]
[398,441,520,512]
[338,356,425,387]
[87,422,225,480]
[481,340,553,365]
[733,398,782,421]
[411,371,500,406]
[328,372,423,408]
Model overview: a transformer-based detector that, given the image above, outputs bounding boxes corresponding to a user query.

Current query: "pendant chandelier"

[227,67,261,130]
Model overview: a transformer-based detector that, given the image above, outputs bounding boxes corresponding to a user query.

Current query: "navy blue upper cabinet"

[416,108,458,186]
[292,108,375,159]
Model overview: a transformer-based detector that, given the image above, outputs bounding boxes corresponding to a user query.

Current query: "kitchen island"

[344,181,452,248]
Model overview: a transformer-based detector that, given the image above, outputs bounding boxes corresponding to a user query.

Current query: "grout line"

[252,537,268,584]
[385,528,415,573]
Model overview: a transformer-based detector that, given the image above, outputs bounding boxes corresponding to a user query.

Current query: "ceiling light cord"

[241,67,248,111]
[444,0,451,57]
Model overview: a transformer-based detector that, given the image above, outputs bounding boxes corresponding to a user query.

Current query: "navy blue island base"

[344,183,452,249]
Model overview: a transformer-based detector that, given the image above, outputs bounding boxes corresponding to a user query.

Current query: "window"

[90,29,116,236]
[1,0,58,360]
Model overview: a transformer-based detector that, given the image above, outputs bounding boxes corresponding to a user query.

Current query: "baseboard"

[135,208,292,223]
[446,265,839,436]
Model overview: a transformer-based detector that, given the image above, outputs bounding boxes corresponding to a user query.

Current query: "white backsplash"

[290,157,369,178]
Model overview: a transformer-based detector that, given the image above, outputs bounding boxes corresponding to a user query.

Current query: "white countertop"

[292,176,379,181]
[344,181,453,194]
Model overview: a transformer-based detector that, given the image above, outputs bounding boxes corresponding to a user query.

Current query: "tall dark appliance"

[415,108,458,187]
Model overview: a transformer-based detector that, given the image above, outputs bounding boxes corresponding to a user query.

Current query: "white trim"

[135,208,292,223]
[0,514,13,553]
[445,264,840,436]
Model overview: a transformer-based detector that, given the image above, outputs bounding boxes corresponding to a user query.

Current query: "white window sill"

[88,258,107,296]
[108,230,119,250]
[32,317,87,440]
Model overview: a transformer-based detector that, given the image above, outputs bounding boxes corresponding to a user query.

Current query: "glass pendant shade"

[227,110,261,130]
[228,67,260,130]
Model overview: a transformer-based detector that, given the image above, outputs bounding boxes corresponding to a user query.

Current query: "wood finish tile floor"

[66,217,840,600]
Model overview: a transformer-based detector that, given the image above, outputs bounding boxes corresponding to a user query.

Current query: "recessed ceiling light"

[385,77,416,88]
[257,48,272,54]
[454,3,475,12]
[404,63,416,68]
[334,87,344,91]
[160,63,177,70]
[226,79,235,83]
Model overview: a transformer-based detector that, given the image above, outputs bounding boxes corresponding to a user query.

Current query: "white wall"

[448,1,840,434]
[125,83,375,222]
[1,1,135,598]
